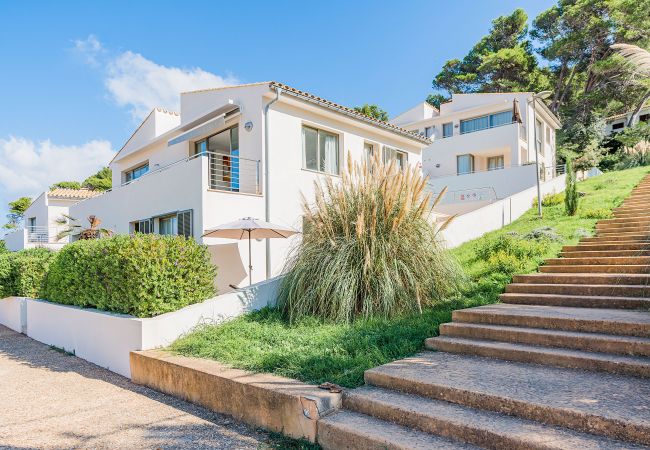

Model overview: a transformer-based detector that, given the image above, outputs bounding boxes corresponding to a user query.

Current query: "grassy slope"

[170,167,650,389]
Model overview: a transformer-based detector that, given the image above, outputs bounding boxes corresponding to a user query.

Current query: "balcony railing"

[205,152,261,194]
[25,226,65,244]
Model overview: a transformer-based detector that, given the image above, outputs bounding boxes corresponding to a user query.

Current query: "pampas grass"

[278,153,463,323]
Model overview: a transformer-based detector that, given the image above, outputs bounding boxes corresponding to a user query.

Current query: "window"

[487,155,504,171]
[195,126,240,191]
[460,110,512,134]
[640,114,649,123]
[545,126,551,144]
[27,217,36,231]
[383,146,408,169]
[302,126,339,175]
[159,215,177,235]
[364,142,376,163]
[612,122,625,130]
[124,163,149,183]
[177,210,193,237]
[457,154,474,175]
[133,218,153,234]
[425,126,433,138]
[442,122,453,138]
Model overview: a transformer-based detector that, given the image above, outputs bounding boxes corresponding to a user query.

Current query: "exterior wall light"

[245,121,254,132]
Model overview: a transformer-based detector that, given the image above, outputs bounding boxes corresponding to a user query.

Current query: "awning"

[168,101,240,146]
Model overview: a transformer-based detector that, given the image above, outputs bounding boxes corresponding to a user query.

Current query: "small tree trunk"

[627,89,650,127]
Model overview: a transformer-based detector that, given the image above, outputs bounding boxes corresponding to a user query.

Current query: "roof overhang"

[168,102,240,146]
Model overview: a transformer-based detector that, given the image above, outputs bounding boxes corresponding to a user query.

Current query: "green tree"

[433,9,543,95]
[425,94,449,109]
[564,158,579,216]
[4,197,32,229]
[82,167,112,191]
[50,181,81,190]
[353,104,389,122]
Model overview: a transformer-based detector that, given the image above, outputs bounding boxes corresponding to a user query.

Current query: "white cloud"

[0,136,115,201]
[73,35,238,120]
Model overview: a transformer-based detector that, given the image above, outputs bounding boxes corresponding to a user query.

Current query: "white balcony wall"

[4,229,26,251]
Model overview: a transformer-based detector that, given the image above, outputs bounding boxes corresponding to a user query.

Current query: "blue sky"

[0,0,554,228]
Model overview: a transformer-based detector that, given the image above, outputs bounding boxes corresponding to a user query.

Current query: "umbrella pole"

[248,230,253,286]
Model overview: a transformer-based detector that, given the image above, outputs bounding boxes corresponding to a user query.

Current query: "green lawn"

[169,167,650,389]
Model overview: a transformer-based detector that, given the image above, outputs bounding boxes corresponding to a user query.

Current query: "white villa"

[4,82,430,291]
[391,93,562,214]
[604,103,650,135]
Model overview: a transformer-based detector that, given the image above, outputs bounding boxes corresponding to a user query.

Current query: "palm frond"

[611,43,650,76]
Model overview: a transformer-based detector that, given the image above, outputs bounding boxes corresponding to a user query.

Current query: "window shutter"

[176,210,193,237]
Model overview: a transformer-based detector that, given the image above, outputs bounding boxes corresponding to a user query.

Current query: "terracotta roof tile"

[48,188,102,200]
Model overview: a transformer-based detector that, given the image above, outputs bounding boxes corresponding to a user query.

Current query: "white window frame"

[487,155,504,171]
[456,154,474,175]
[442,122,453,138]
[301,125,340,175]
[123,162,149,184]
[383,146,408,169]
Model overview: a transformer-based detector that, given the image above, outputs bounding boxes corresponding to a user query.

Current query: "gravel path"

[0,325,275,449]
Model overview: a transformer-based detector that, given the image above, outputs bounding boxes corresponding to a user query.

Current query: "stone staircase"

[318,177,650,449]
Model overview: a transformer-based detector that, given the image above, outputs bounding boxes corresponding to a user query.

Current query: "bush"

[475,233,547,262]
[532,192,564,207]
[523,227,562,242]
[580,208,613,219]
[486,251,523,275]
[0,248,55,298]
[45,234,216,317]
[565,158,579,216]
[278,154,463,323]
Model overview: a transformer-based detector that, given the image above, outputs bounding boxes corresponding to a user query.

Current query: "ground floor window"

[133,218,153,234]
[487,155,504,171]
[383,146,407,170]
[457,154,474,175]
[159,215,177,235]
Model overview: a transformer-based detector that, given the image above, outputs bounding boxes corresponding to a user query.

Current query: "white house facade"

[604,104,650,135]
[7,82,429,292]
[391,93,562,214]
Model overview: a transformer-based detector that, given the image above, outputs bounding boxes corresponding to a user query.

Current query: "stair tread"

[346,386,642,449]
[455,304,650,325]
[501,292,650,301]
[318,409,477,449]
[428,336,650,367]
[516,273,650,281]
[441,322,650,346]
[365,351,650,430]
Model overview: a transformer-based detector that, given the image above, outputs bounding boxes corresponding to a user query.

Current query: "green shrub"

[580,208,613,219]
[565,158,579,216]
[523,226,562,242]
[0,240,7,254]
[45,234,216,317]
[0,248,55,298]
[278,154,463,323]
[475,233,547,261]
[486,251,523,275]
[532,192,565,207]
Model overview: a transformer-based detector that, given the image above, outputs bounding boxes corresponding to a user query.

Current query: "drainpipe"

[263,87,282,279]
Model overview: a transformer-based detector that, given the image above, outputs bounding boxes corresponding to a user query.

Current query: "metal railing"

[556,163,566,175]
[26,226,64,244]
[425,185,498,205]
[118,151,262,195]
[427,162,537,180]
[205,152,261,194]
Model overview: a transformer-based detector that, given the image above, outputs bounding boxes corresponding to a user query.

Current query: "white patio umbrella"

[202,217,299,286]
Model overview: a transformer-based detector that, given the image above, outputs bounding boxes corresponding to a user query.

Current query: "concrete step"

[513,273,650,285]
[594,232,650,239]
[544,256,650,265]
[563,243,650,251]
[500,292,650,309]
[426,336,650,378]
[580,237,650,244]
[540,264,650,274]
[506,283,650,298]
[452,304,650,337]
[364,352,650,445]
[560,250,650,257]
[343,386,641,450]
[598,217,650,225]
[317,409,476,450]
[596,224,650,232]
[437,322,650,357]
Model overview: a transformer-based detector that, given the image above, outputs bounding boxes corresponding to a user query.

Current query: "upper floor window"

[124,163,149,184]
[487,155,504,171]
[383,146,408,170]
[424,126,434,138]
[612,122,625,131]
[302,126,339,175]
[535,119,543,154]
[460,110,512,135]
[442,122,453,138]
[640,114,649,123]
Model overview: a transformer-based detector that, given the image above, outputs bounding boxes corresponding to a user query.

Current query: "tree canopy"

[82,167,112,191]
[4,197,32,229]
[50,181,82,190]
[353,104,389,122]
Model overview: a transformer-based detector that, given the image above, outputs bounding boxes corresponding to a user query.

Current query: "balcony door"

[206,126,240,192]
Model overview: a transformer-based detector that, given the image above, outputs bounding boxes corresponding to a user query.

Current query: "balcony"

[3,226,68,251]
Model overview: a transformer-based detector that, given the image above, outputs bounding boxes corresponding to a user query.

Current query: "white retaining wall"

[0,276,281,378]
[440,174,567,248]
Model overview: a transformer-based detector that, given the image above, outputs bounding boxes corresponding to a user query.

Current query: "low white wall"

[440,174,567,248]
[0,276,281,378]
[3,229,26,252]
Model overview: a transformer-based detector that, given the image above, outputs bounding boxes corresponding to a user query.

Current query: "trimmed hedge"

[0,248,55,298]
[44,234,217,317]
